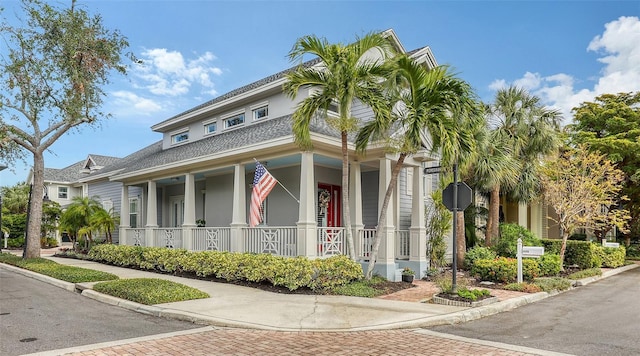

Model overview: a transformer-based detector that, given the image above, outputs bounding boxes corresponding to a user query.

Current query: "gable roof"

[41,154,121,183]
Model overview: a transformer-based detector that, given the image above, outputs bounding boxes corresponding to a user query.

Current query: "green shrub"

[464,247,496,270]
[93,278,209,305]
[541,239,600,269]
[456,287,490,301]
[494,224,541,258]
[40,237,58,248]
[537,254,561,276]
[89,245,362,291]
[594,245,626,268]
[471,257,540,283]
[5,237,25,248]
[567,268,602,280]
[626,244,640,259]
[503,282,542,293]
[533,277,572,292]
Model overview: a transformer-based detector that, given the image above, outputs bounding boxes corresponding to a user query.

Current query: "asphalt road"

[431,266,640,356]
[0,268,200,356]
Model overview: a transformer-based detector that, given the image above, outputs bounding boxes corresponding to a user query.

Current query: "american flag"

[249,161,278,227]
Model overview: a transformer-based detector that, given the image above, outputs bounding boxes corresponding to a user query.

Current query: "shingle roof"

[153,58,322,129]
[43,154,121,183]
[111,114,341,176]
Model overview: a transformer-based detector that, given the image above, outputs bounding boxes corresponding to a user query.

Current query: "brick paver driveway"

[67,328,559,356]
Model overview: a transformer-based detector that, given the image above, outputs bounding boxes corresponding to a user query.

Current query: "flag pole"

[253,158,300,204]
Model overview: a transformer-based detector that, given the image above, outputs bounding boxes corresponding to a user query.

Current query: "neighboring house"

[83,29,441,280]
[29,154,140,244]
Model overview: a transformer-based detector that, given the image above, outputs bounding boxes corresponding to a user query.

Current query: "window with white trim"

[204,121,217,135]
[224,113,245,129]
[171,131,189,144]
[102,199,113,212]
[252,105,268,120]
[58,187,68,199]
[129,198,139,228]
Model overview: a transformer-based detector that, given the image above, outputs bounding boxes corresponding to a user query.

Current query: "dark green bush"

[5,237,25,248]
[626,244,640,258]
[88,245,363,291]
[594,245,626,268]
[471,257,540,283]
[541,239,600,269]
[464,247,496,270]
[537,254,561,276]
[494,224,541,258]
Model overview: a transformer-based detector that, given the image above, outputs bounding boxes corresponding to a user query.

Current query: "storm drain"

[20,337,38,342]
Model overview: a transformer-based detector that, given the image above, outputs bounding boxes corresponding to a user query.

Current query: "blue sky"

[1,0,639,187]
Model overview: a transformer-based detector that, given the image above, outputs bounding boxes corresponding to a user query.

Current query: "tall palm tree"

[481,86,561,244]
[1,183,30,214]
[356,56,481,278]
[283,32,395,261]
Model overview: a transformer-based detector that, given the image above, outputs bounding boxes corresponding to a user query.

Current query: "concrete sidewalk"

[2,249,638,332]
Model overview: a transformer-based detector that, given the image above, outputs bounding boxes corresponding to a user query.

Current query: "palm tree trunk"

[25,151,45,258]
[456,210,466,270]
[341,132,356,261]
[486,185,501,246]
[366,154,406,279]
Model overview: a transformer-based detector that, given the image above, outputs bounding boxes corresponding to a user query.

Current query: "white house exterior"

[87,29,440,280]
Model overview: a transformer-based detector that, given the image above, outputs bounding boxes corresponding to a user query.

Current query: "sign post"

[517,238,544,283]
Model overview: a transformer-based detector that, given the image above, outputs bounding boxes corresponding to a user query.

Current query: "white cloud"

[111,90,163,114]
[133,49,223,97]
[489,16,640,125]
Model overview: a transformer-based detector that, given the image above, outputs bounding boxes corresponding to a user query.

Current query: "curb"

[0,262,76,292]
[572,263,638,286]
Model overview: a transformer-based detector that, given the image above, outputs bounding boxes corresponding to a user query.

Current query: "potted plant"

[196,219,206,227]
[401,267,415,283]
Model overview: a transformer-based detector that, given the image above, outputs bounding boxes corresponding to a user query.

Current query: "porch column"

[409,165,427,277]
[530,202,542,238]
[119,184,130,245]
[518,202,528,229]
[182,173,196,250]
[231,163,247,252]
[297,152,317,258]
[145,180,158,247]
[376,157,396,280]
[349,161,364,259]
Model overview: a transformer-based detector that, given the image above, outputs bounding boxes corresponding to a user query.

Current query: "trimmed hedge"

[471,257,540,283]
[594,245,626,268]
[89,244,363,291]
[541,239,600,269]
[464,247,496,270]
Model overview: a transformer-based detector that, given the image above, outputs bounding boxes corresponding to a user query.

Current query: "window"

[129,198,139,228]
[58,187,68,199]
[171,131,189,144]
[224,113,245,129]
[406,168,413,196]
[102,199,113,212]
[252,106,268,120]
[204,121,217,135]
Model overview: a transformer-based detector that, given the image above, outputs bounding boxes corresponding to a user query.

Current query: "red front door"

[317,183,341,227]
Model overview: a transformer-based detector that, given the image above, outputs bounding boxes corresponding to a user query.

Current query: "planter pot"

[431,294,498,307]
[401,274,414,283]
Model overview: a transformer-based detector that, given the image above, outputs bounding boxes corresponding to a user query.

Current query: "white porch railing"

[357,229,410,260]
[317,227,348,257]
[244,226,297,257]
[153,228,183,249]
[193,227,231,251]
[126,228,146,246]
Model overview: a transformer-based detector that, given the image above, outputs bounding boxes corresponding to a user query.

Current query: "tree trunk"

[366,154,406,279]
[486,185,501,246]
[24,151,45,258]
[559,231,569,271]
[456,210,466,270]
[341,132,356,261]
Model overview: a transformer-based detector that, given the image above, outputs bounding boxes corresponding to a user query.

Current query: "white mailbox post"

[517,238,544,283]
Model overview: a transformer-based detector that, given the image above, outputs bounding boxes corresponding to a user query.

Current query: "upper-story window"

[253,105,268,121]
[58,187,68,199]
[327,102,339,116]
[171,130,189,144]
[224,112,245,129]
[204,121,217,135]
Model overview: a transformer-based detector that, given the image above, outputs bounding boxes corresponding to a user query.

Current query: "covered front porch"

[116,151,430,280]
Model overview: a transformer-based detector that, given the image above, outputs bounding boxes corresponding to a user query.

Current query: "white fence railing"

[357,229,410,260]
[244,226,297,257]
[193,227,231,251]
[317,227,348,257]
[358,229,376,260]
[153,228,182,249]
[395,230,410,260]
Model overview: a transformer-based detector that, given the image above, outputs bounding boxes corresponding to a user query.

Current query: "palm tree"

[283,32,395,261]
[481,86,561,244]
[89,208,119,244]
[356,56,481,278]
[1,183,30,214]
[59,196,102,249]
